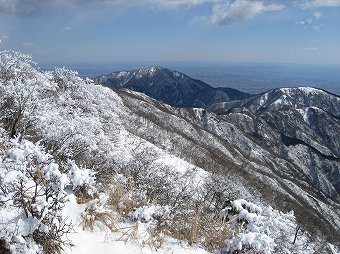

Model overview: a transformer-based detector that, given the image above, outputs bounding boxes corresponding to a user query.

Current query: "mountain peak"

[141,66,186,80]
[148,65,164,71]
[142,65,164,73]
[277,87,325,96]
[134,66,171,78]
[94,67,250,108]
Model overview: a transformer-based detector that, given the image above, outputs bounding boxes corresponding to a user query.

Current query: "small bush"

[32,218,74,254]
[0,133,97,253]
[104,174,146,217]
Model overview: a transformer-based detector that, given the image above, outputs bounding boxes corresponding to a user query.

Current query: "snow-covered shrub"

[220,199,297,254]
[119,163,234,250]
[152,173,236,249]
[129,204,171,224]
[114,156,234,250]
[0,130,97,253]
[0,135,73,253]
[329,243,340,254]
[34,67,110,166]
[202,173,239,214]
[0,51,102,166]
[53,67,83,92]
[0,50,55,138]
[128,204,171,249]
[66,160,96,203]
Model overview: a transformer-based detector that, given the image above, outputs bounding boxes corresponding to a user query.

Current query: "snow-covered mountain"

[118,87,340,241]
[93,66,250,108]
[207,87,340,193]
[201,87,340,239]
[1,51,340,253]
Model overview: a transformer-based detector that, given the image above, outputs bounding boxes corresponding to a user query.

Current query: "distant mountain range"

[93,66,251,108]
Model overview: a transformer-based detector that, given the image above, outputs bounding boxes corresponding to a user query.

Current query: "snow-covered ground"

[64,194,209,254]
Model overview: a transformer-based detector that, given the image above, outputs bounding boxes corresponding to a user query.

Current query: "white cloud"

[0,0,217,15]
[0,0,286,26]
[153,0,217,9]
[0,0,40,15]
[296,18,313,25]
[1,0,284,18]
[295,13,323,30]
[313,11,322,19]
[0,35,9,44]
[298,0,340,8]
[211,0,285,25]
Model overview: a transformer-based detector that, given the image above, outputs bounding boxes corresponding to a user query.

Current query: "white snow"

[63,194,209,254]
[67,230,209,254]
[174,71,181,78]
[149,66,157,77]
[117,71,128,78]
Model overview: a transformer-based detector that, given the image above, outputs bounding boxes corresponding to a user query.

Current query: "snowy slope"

[207,87,340,197]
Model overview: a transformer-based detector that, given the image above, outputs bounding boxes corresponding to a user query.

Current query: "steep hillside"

[116,88,340,241]
[208,87,340,197]
[93,66,250,108]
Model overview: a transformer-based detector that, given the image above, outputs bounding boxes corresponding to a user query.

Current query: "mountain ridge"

[115,86,340,241]
[93,66,251,108]
[207,86,340,198]
[209,87,340,114]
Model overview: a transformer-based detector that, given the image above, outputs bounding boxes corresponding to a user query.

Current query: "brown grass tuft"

[81,206,119,232]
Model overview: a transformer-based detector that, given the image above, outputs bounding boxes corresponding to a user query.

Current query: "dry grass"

[113,222,141,244]
[166,207,204,245]
[81,206,120,232]
[165,206,232,251]
[202,220,231,252]
[143,227,167,250]
[74,186,95,204]
[95,172,235,252]
[106,177,146,216]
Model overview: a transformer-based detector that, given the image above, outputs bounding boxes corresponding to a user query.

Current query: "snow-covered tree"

[0,51,55,138]
[0,129,96,253]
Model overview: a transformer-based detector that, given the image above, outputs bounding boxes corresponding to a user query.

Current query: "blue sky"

[0,0,340,65]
